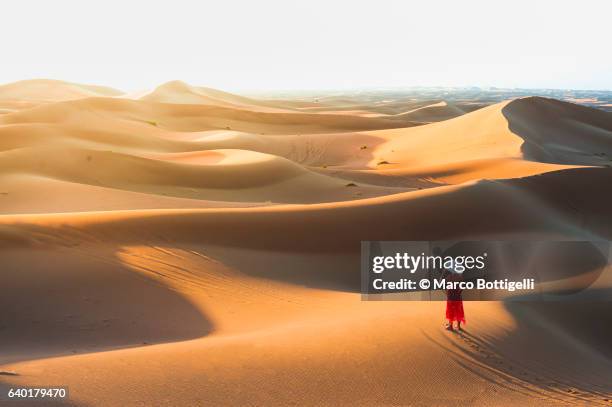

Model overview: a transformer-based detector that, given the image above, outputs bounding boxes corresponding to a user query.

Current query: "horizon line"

[1,78,612,95]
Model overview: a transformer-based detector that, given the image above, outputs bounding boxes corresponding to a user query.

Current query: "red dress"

[446,288,465,324]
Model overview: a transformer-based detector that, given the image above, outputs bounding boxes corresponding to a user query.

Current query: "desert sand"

[1,79,611,406]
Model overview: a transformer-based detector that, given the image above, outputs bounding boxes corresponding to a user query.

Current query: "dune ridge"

[140,80,301,112]
[1,80,611,406]
[0,79,124,102]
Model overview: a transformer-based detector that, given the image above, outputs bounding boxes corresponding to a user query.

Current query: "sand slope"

[140,80,298,112]
[1,81,611,406]
[0,79,123,102]
[395,101,474,123]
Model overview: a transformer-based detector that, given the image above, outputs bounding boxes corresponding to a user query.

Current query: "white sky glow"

[2,0,611,91]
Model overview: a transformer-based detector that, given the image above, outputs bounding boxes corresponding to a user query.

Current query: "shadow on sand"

[501,97,612,166]
[424,300,612,405]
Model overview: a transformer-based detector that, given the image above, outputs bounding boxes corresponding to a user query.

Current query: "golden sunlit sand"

[1,79,612,406]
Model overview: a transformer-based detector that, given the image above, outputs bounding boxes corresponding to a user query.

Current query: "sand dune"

[0,174,269,214]
[140,80,298,112]
[315,158,580,188]
[1,81,611,406]
[2,167,610,253]
[502,97,612,165]
[0,146,403,204]
[395,101,473,123]
[0,79,123,102]
[0,96,417,134]
[333,97,609,186]
[299,98,490,122]
[1,170,611,405]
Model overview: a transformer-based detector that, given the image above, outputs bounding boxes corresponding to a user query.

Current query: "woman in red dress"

[445,273,465,331]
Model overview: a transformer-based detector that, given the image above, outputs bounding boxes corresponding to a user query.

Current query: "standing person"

[445,272,465,331]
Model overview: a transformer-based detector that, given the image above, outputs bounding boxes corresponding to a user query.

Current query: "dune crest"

[0,79,124,102]
[1,82,611,406]
[140,80,292,112]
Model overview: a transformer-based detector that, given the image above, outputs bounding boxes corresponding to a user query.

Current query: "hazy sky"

[2,0,611,91]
